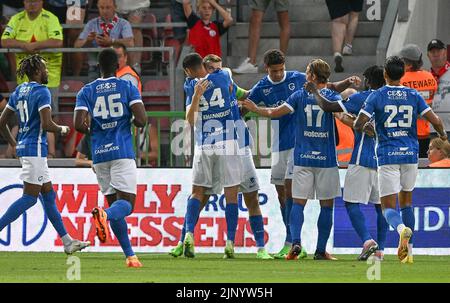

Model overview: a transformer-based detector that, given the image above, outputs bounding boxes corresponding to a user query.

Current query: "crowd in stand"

[0,0,449,168]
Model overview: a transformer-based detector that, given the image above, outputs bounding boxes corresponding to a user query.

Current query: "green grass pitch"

[1,252,450,283]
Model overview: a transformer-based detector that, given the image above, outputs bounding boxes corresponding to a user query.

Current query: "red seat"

[143,79,170,93]
[59,80,85,92]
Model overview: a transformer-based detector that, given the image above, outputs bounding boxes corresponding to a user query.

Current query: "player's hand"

[439,133,448,141]
[60,125,70,136]
[193,79,210,96]
[362,121,375,137]
[239,99,258,113]
[304,81,318,94]
[347,76,361,88]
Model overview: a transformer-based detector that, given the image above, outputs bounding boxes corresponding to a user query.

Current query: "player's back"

[8,82,50,157]
[75,77,142,164]
[364,85,430,165]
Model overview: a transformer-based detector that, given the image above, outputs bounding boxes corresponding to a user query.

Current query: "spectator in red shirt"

[182,0,233,58]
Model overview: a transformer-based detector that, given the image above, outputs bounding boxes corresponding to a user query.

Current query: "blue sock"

[289,203,304,245]
[0,194,37,231]
[180,220,187,243]
[316,206,333,254]
[375,204,388,250]
[345,202,371,243]
[249,215,265,248]
[225,203,238,242]
[401,206,415,243]
[185,198,201,233]
[284,198,293,243]
[105,200,132,221]
[383,208,403,231]
[42,190,67,238]
[109,218,135,257]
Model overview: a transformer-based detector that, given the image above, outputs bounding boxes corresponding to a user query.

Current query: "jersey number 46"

[93,94,124,119]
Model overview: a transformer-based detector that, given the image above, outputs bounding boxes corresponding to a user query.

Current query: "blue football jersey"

[285,87,343,168]
[341,90,377,169]
[185,69,236,147]
[248,71,306,152]
[75,77,143,164]
[7,82,51,157]
[231,83,252,149]
[360,85,430,165]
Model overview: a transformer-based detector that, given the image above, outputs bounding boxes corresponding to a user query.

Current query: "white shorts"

[270,148,294,185]
[378,164,418,197]
[93,159,137,195]
[192,143,241,190]
[19,157,51,185]
[292,166,342,200]
[343,164,380,204]
[239,146,260,193]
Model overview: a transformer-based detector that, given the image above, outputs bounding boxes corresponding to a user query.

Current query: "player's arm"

[354,111,371,134]
[186,79,209,126]
[0,107,17,147]
[328,76,361,93]
[75,151,93,168]
[74,109,90,134]
[423,110,447,140]
[130,102,147,128]
[40,107,69,135]
[240,99,291,118]
[334,112,356,128]
[305,82,344,112]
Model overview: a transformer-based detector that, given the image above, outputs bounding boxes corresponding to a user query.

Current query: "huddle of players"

[171,49,447,263]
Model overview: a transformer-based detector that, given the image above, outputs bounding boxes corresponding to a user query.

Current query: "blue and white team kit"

[248,71,306,185]
[7,82,52,185]
[283,87,344,200]
[359,85,431,197]
[75,77,143,195]
[340,90,380,205]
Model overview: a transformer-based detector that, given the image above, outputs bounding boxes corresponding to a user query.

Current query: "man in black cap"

[427,39,450,141]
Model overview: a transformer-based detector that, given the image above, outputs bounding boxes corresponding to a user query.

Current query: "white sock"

[397,224,406,235]
[334,52,342,57]
[408,243,413,256]
[284,242,292,247]
[344,43,352,49]
[61,234,73,246]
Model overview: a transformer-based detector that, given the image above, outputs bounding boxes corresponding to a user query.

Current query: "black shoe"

[314,251,338,260]
[334,54,344,73]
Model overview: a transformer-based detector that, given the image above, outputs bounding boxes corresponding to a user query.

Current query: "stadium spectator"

[325,0,363,73]
[182,0,233,59]
[112,42,142,91]
[75,133,92,167]
[171,0,188,43]
[1,0,64,157]
[427,137,450,167]
[399,44,438,158]
[1,0,24,78]
[74,0,134,80]
[115,0,150,74]
[233,0,290,74]
[45,0,88,77]
[0,94,18,158]
[427,39,450,142]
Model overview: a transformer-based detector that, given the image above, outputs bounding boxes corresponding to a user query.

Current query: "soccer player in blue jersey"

[74,48,147,268]
[0,55,90,255]
[354,56,447,263]
[242,59,345,261]
[247,49,360,259]
[307,65,389,261]
[170,54,273,259]
[182,53,242,259]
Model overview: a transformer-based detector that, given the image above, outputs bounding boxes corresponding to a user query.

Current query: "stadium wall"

[0,168,449,255]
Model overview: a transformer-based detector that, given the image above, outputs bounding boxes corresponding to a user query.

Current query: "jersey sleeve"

[128,82,143,106]
[1,15,18,40]
[37,87,52,111]
[284,91,298,113]
[185,80,196,107]
[416,91,432,116]
[186,13,200,29]
[247,85,263,105]
[6,92,16,112]
[120,20,134,39]
[47,14,63,40]
[340,94,361,115]
[75,88,89,111]
[78,19,95,40]
[360,91,377,118]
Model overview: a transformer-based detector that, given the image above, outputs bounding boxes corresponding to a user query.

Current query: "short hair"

[430,137,450,158]
[98,48,118,74]
[111,41,127,55]
[182,53,203,70]
[263,49,285,66]
[203,54,222,64]
[384,56,405,81]
[308,59,330,84]
[196,0,214,9]
[17,54,47,79]
[363,65,385,89]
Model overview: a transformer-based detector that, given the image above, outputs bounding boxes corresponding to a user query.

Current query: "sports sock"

[0,194,37,231]
[109,218,134,257]
[185,197,201,233]
[289,203,305,245]
[179,220,187,243]
[375,204,388,251]
[42,190,68,238]
[284,198,293,243]
[401,206,415,243]
[105,200,132,221]
[383,208,405,235]
[249,215,265,248]
[225,203,238,242]
[345,202,371,243]
[316,206,333,254]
